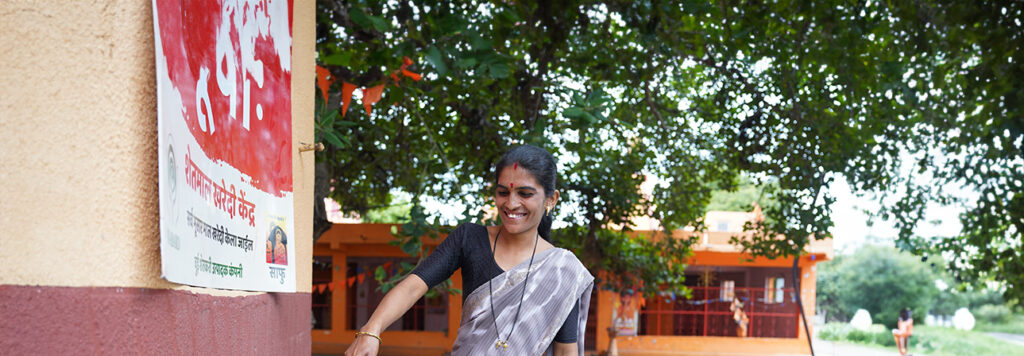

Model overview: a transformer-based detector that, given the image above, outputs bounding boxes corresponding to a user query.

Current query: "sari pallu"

[452,248,594,356]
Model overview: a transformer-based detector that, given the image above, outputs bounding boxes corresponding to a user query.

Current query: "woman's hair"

[270,226,287,246]
[899,308,912,321]
[494,145,557,241]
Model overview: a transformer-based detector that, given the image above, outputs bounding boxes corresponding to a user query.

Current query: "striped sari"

[451,248,594,356]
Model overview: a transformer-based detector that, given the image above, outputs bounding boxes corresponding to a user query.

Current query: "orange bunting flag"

[315,65,335,102]
[328,282,336,292]
[317,284,325,294]
[341,82,356,117]
[382,261,393,269]
[401,69,422,81]
[639,295,647,309]
[357,273,366,284]
[362,84,385,116]
[347,276,356,288]
[399,56,421,81]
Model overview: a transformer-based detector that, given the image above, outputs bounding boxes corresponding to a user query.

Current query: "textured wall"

[0,0,169,288]
[0,0,312,293]
[0,285,310,354]
[0,0,314,352]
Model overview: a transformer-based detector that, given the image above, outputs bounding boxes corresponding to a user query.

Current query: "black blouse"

[411,223,580,343]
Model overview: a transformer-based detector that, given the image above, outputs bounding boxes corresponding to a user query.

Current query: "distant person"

[892,308,914,355]
[730,297,749,337]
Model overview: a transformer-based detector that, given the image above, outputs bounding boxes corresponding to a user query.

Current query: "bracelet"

[355,331,382,344]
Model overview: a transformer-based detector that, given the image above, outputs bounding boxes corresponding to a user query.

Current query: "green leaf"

[564,107,585,118]
[335,120,358,128]
[321,52,352,66]
[425,46,448,77]
[349,8,390,32]
[470,33,491,51]
[321,109,338,127]
[488,63,510,79]
[400,239,421,256]
[324,130,345,148]
[375,266,386,281]
[455,57,477,69]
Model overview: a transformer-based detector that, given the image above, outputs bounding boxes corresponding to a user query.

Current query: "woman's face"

[494,165,557,236]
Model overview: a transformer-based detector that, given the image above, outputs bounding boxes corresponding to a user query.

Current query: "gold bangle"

[355,331,382,344]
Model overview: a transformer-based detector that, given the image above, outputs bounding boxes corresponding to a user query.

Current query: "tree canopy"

[313,0,1023,300]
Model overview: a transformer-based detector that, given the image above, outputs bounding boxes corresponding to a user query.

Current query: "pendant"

[495,340,509,350]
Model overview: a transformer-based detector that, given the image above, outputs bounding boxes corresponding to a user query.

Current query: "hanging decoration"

[315,56,422,119]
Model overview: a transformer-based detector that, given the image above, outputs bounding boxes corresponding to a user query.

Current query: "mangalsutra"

[488,229,539,351]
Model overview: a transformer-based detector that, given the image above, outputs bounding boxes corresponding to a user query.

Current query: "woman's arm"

[344,274,429,356]
[553,342,578,356]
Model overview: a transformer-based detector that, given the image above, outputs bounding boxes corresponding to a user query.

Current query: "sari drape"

[452,248,594,356]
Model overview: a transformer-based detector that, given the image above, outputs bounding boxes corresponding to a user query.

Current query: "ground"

[811,337,899,356]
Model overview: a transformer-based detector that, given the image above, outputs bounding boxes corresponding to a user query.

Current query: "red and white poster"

[154,0,295,292]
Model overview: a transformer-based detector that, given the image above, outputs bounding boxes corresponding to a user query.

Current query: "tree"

[818,245,938,328]
[707,175,776,212]
[313,0,1024,300]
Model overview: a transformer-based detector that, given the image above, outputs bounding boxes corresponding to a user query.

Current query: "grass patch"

[974,313,1024,334]
[817,322,1024,356]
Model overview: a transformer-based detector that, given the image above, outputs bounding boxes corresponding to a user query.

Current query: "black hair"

[494,145,557,241]
[899,308,912,321]
[273,226,287,245]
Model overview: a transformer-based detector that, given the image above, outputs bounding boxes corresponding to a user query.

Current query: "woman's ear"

[546,190,560,209]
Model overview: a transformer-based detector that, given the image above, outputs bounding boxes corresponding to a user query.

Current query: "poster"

[613,293,639,336]
[154,0,295,292]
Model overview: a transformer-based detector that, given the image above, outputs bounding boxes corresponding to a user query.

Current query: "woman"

[892,308,914,356]
[730,297,749,338]
[345,145,594,356]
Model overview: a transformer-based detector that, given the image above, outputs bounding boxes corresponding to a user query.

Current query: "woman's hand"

[342,275,428,356]
[343,333,381,356]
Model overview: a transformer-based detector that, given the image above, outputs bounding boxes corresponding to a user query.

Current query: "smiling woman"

[343,145,595,356]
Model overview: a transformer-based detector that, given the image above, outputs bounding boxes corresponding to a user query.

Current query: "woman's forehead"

[497,166,540,186]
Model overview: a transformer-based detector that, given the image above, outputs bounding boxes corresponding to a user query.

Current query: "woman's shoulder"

[548,248,588,269]
[452,222,489,234]
[447,222,490,243]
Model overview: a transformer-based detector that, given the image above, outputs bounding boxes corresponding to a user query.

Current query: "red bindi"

[510,182,514,188]
[514,162,517,170]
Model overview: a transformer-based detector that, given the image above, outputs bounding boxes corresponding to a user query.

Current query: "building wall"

[605,252,825,355]
[312,224,828,355]
[311,224,461,356]
[0,1,314,353]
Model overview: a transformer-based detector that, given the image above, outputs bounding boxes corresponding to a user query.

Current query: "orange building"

[311,207,831,355]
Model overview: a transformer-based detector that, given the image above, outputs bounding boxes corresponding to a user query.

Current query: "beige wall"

[292,0,314,294]
[0,0,313,294]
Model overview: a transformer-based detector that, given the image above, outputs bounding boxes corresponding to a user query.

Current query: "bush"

[816,323,895,347]
[816,322,852,341]
[816,246,938,328]
[816,322,1024,355]
[973,304,1011,324]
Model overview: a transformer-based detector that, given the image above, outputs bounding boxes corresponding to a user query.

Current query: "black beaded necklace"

[488,228,539,351]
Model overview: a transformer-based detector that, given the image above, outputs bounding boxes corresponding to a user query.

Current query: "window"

[312,256,332,330]
[720,280,735,301]
[764,277,785,304]
[715,221,730,232]
[346,257,448,332]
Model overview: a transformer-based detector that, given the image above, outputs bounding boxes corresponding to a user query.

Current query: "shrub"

[973,304,1011,324]
[816,322,852,341]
